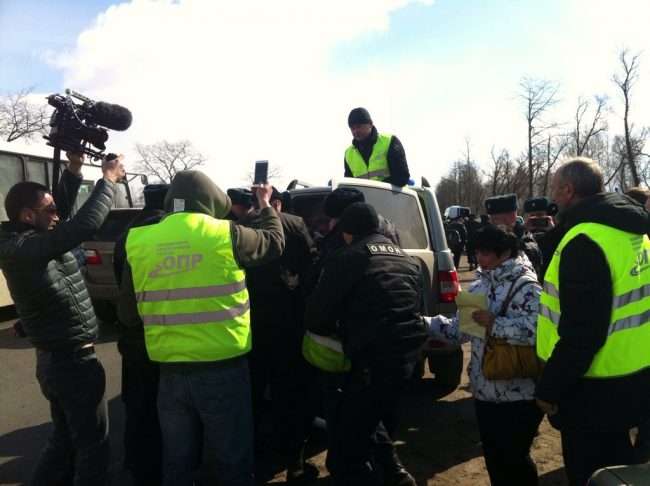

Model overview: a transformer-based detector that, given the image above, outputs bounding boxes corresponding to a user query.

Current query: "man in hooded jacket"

[117,171,284,486]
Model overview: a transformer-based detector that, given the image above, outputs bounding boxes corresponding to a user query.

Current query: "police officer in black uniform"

[485,194,543,280]
[237,187,319,482]
[113,184,169,485]
[305,202,427,486]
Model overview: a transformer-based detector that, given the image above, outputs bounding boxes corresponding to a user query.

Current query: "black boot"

[376,449,416,486]
[286,449,319,484]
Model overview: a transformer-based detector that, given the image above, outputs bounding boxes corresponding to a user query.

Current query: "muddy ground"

[258,257,568,485]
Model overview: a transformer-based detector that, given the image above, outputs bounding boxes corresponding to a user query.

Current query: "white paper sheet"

[455,291,488,339]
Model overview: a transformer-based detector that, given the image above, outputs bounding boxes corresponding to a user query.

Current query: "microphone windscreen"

[92,102,133,131]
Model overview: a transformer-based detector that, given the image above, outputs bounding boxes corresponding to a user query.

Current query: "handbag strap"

[497,277,539,317]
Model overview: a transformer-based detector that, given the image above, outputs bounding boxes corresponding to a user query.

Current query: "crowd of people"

[0,106,649,486]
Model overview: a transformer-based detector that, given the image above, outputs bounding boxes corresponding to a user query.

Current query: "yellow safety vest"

[302,332,351,372]
[537,222,650,377]
[125,213,251,363]
[345,133,392,182]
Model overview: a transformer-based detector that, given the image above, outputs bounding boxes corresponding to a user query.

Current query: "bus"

[0,147,147,308]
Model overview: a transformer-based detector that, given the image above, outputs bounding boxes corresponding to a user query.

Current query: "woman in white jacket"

[425,224,543,486]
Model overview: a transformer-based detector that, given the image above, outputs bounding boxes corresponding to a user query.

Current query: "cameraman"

[0,151,125,485]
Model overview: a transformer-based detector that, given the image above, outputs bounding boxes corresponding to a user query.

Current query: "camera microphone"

[90,102,133,131]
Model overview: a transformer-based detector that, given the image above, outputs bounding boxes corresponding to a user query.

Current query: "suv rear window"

[90,210,139,242]
[290,186,428,250]
[348,186,428,249]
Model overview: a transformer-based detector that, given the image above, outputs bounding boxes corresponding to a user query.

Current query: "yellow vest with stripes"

[126,213,251,363]
[345,133,392,182]
[302,332,351,372]
[537,222,650,377]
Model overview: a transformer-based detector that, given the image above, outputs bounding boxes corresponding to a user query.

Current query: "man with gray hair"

[534,157,650,485]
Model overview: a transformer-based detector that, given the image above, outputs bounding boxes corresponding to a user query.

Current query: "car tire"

[427,347,463,389]
[410,357,425,380]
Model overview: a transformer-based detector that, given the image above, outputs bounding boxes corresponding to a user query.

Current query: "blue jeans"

[157,361,254,486]
[31,351,109,486]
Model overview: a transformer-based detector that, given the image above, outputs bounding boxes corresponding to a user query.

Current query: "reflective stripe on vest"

[302,331,351,372]
[537,222,650,377]
[345,133,392,182]
[126,213,251,363]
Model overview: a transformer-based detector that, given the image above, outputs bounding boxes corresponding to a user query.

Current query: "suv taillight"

[84,249,103,265]
[439,270,459,303]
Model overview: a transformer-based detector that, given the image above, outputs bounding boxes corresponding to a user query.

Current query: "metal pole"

[51,148,61,199]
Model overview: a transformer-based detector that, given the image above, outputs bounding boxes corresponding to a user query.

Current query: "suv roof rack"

[286,179,314,190]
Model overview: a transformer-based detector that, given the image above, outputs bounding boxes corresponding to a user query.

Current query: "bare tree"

[0,86,49,142]
[519,77,560,196]
[134,140,207,183]
[573,95,609,156]
[538,133,571,195]
[612,48,644,186]
[243,165,284,186]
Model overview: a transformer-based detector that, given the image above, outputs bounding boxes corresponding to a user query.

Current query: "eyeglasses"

[31,206,58,215]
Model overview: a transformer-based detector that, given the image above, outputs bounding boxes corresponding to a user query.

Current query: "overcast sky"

[1,0,649,190]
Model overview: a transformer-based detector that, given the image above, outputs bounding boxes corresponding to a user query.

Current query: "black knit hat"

[227,188,253,207]
[143,184,170,210]
[523,196,550,213]
[484,194,518,214]
[348,107,373,127]
[269,186,283,202]
[323,187,365,218]
[339,202,379,235]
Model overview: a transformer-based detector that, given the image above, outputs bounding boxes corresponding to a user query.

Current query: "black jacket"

[305,233,427,363]
[534,192,650,432]
[0,178,116,350]
[238,210,316,296]
[113,207,166,347]
[344,127,410,186]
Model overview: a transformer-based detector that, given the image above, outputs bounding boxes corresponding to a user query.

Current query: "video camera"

[44,89,132,160]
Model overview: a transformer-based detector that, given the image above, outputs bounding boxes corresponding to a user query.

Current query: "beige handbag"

[482,278,544,380]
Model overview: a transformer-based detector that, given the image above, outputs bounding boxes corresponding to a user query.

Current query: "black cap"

[547,202,559,216]
[227,188,253,207]
[339,202,379,235]
[269,186,283,203]
[323,188,365,218]
[523,196,550,213]
[484,194,518,215]
[143,184,170,210]
[348,107,373,127]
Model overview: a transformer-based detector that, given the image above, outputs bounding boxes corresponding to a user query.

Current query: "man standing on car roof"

[236,186,319,483]
[305,202,427,486]
[344,107,410,186]
[0,151,125,485]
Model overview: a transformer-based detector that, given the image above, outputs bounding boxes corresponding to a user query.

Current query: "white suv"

[288,177,462,388]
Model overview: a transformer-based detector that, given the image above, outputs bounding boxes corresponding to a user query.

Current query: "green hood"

[164,171,232,218]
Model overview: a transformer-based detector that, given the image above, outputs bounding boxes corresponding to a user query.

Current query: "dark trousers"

[452,247,463,269]
[329,359,415,485]
[475,399,543,486]
[118,336,162,485]
[249,293,313,457]
[321,370,396,474]
[31,351,109,486]
[466,243,476,264]
[561,428,636,486]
